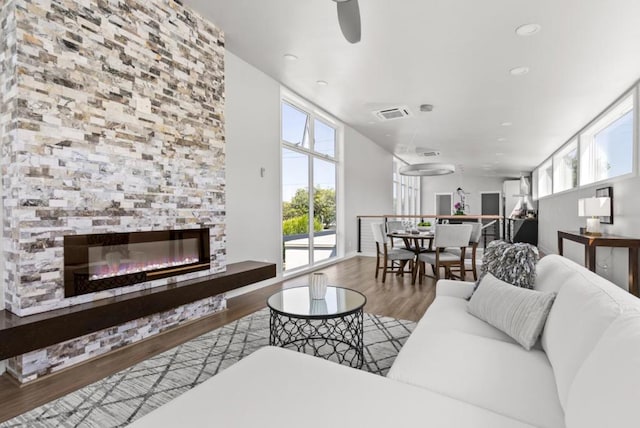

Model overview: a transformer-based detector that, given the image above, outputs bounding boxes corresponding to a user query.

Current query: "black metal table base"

[269,309,364,368]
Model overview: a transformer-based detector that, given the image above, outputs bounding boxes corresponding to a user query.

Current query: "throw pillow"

[479,240,539,289]
[468,273,556,350]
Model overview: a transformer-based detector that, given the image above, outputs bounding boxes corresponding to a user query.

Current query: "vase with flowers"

[454,187,468,215]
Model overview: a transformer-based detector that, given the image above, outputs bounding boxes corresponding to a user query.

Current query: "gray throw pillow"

[479,240,539,289]
[468,273,556,350]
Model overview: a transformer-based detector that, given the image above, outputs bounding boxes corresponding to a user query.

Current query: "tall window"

[392,162,400,214]
[393,158,421,216]
[553,140,578,193]
[537,159,553,198]
[281,100,339,272]
[580,94,634,185]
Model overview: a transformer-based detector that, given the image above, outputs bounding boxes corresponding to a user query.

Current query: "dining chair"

[448,222,483,280]
[385,220,405,248]
[371,223,415,282]
[413,224,473,283]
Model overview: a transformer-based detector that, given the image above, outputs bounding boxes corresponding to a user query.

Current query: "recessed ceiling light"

[510,66,530,76]
[501,122,512,127]
[516,23,542,36]
[283,53,298,61]
[316,80,328,86]
[497,137,507,142]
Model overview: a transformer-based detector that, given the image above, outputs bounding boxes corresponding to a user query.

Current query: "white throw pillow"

[468,273,556,350]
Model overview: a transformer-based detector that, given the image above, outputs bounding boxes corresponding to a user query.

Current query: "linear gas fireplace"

[64,228,211,297]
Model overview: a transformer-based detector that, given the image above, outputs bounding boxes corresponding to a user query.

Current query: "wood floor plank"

[0,256,442,423]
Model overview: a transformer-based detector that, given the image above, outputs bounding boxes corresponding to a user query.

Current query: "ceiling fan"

[331,0,361,43]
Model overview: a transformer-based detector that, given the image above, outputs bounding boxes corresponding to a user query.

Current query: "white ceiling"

[187,0,640,177]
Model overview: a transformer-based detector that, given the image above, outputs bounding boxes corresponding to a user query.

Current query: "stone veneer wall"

[2,0,226,316]
[1,1,17,376]
[9,294,226,383]
[0,0,228,382]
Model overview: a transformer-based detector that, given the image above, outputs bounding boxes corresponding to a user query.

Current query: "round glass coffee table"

[267,286,367,368]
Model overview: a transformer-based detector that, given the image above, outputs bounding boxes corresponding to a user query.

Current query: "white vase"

[309,298,328,315]
[309,272,328,300]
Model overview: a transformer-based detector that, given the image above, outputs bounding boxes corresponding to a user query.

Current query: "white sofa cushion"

[565,311,640,428]
[436,279,476,300]
[469,273,556,350]
[540,259,636,409]
[388,323,564,428]
[425,294,517,343]
[130,346,536,428]
[534,254,577,294]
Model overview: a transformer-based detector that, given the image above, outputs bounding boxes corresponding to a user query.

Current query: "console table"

[557,230,640,297]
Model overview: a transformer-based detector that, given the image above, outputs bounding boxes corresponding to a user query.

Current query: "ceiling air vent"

[373,106,412,121]
[415,147,440,157]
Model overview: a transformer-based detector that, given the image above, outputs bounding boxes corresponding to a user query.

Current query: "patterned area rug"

[1,309,415,428]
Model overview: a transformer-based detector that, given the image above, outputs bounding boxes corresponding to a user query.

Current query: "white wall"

[224,52,394,294]
[224,51,283,291]
[343,127,394,256]
[538,175,640,291]
[535,82,640,292]
[421,173,507,214]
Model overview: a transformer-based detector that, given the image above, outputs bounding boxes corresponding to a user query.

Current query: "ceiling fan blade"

[336,0,361,43]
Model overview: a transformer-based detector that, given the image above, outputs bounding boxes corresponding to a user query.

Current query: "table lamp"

[578,197,611,236]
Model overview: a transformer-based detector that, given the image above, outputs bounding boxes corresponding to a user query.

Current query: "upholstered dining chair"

[371,223,415,282]
[448,222,483,280]
[413,224,473,283]
[385,220,405,248]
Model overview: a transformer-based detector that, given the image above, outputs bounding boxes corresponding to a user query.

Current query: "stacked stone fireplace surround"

[0,0,227,383]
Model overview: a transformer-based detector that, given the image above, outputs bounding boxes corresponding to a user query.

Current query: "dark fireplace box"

[64,228,211,297]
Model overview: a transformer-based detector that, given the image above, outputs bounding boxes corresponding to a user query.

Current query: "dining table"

[387,230,435,284]
[387,230,435,256]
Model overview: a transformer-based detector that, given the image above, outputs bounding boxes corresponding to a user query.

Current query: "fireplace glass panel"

[64,229,210,297]
[87,238,200,280]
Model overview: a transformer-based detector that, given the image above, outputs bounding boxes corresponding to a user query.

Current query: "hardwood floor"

[0,256,441,423]
[282,256,438,321]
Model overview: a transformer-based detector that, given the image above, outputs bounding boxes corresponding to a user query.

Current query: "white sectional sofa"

[131,255,640,428]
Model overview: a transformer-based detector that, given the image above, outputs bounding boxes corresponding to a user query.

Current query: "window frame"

[579,92,635,187]
[552,139,579,194]
[533,86,638,200]
[393,157,421,216]
[537,158,553,199]
[280,92,342,274]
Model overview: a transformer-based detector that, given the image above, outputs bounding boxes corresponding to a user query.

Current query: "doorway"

[435,193,453,216]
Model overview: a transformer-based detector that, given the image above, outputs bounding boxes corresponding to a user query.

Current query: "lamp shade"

[578,197,611,217]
